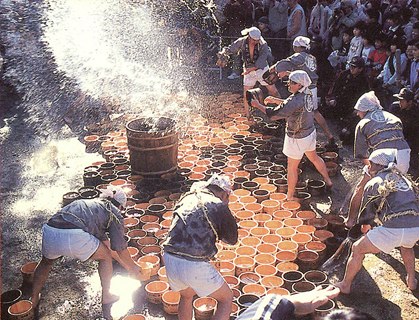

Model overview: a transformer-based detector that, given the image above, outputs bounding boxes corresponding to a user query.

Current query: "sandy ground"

[1,1,418,319]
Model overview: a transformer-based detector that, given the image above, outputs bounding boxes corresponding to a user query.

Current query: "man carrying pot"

[163,174,238,320]
[345,91,411,229]
[217,26,280,119]
[336,149,419,293]
[251,70,333,201]
[30,186,145,311]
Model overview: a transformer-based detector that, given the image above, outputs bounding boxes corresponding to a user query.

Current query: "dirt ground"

[1,1,418,320]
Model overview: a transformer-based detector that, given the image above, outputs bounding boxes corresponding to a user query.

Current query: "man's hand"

[287,285,340,315]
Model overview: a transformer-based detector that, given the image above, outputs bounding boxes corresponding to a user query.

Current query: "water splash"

[42,0,211,118]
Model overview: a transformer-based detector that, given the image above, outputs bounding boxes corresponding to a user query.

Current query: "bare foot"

[334,281,351,294]
[102,293,119,305]
[287,196,299,202]
[407,276,418,291]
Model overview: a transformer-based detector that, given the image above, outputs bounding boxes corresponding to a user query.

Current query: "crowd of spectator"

[214,0,418,172]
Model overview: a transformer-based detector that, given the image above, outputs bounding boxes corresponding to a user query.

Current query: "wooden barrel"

[126,117,178,176]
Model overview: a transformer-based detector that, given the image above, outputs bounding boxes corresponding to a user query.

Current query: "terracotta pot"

[235,246,257,257]
[313,230,334,242]
[193,297,217,320]
[235,210,254,221]
[253,213,272,226]
[238,220,258,232]
[238,272,261,290]
[281,270,304,291]
[162,290,181,315]
[283,218,304,229]
[216,250,237,262]
[261,199,280,215]
[261,233,281,245]
[266,287,290,295]
[314,299,336,319]
[224,275,240,290]
[1,289,22,319]
[240,236,261,247]
[8,300,34,320]
[250,226,270,238]
[261,275,284,290]
[242,283,266,297]
[254,253,276,266]
[272,210,293,221]
[292,280,316,293]
[291,233,312,251]
[297,250,320,272]
[281,201,301,216]
[252,189,270,203]
[275,228,296,241]
[308,218,328,230]
[219,261,235,276]
[137,255,160,276]
[276,250,297,264]
[304,270,327,286]
[234,256,255,276]
[244,202,263,214]
[304,241,327,261]
[20,261,37,285]
[145,280,169,304]
[264,220,284,233]
[256,243,277,255]
[254,264,277,278]
[237,293,259,310]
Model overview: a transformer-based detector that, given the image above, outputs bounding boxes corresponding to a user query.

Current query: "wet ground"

[1,1,418,319]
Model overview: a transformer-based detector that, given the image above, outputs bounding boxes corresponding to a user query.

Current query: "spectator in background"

[365,33,389,81]
[361,31,375,63]
[407,41,419,96]
[401,40,415,84]
[346,21,365,69]
[308,0,329,42]
[328,0,359,51]
[287,0,307,54]
[263,0,288,59]
[410,21,419,42]
[328,27,352,73]
[384,12,407,46]
[325,56,370,144]
[364,7,383,36]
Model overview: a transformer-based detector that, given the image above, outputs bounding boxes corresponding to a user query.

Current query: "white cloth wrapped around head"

[293,36,310,49]
[354,91,383,112]
[100,185,127,208]
[190,173,232,195]
[241,26,261,40]
[369,149,397,168]
[289,70,312,93]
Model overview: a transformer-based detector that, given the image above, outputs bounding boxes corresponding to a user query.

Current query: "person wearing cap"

[345,91,411,228]
[251,70,333,200]
[162,174,238,320]
[391,87,419,174]
[219,26,280,118]
[325,56,370,142]
[30,186,144,311]
[269,36,335,144]
[336,149,419,294]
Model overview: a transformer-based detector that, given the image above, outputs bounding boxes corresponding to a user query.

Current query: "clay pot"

[234,256,255,276]
[276,262,299,275]
[219,261,235,276]
[20,261,37,285]
[261,233,282,245]
[252,189,270,203]
[325,162,339,177]
[292,280,316,293]
[254,264,277,278]
[253,213,272,226]
[238,272,261,290]
[162,290,180,315]
[264,220,284,234]
[224,275,240,290]
[261,199,280,215]
[242,283,266,297]
[291,233,312,251]
[308,218,328,230]
[313,230,334,242]
[216,250,237,262]
[281,201,301,216]
[138,255,160,276]
[314,299,336,319]
[240,236,261,247]
[254,253,276,266]
[256,243,277,255]
[304,241,327,261]
[272,210,293,221]
[281,270,304,291]
[237,293,259,311]
[304,270,327,286]
[296,211,316,224]
[235,210,254,221]
[193,297,217,320]
[244,202,263,214]
[242,181,259,193]
[276,250,297,264]
[283,218,303,229]
[8,300,34,320]
[145,280,169,304]
[1,289,22,319]
[307,179,326,196]
[326,215,346,236]
[275,228,296,241]
[266,287,290,295]
[238,220,258,232]
[261,275,284,290]
[235,246,257,257]
[297,250,320,272]
[249,226,270,238]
